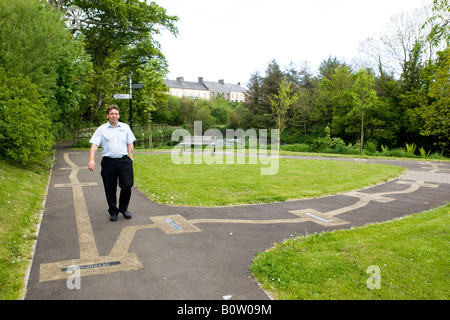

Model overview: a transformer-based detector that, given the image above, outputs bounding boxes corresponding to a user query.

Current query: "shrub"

[281,144,312,152]
[0,68,54,166]
[419,147,431,158]
[364,141,378,155]
[402,143,417,156]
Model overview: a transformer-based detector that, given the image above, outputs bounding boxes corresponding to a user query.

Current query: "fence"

[73,127,96,145]
[73,123,174,149]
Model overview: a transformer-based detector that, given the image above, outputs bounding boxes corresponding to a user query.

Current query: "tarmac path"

[24,143,450,300]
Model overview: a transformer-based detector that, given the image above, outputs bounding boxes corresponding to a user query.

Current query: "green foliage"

[0,68,54,166]
[270,77,299,146]
[425,0,450,46]
[402,142,417,156]
[419,146,431,158]
[210,97,231,124]
[63,0,178,123]
[420,48,450,155]
[0,0,92,139]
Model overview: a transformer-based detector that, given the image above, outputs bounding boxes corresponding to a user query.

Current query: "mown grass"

[133,153,404,206]
[0,160,50,300]
[250,204,450,300]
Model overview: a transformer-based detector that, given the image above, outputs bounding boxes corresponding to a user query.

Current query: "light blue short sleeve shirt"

[90,122,136,158]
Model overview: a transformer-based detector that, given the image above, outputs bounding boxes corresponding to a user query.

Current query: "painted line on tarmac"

[38,153,443,282]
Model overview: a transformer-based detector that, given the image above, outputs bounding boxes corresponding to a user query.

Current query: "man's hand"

[88,159,95,171]
[89,144,99,171]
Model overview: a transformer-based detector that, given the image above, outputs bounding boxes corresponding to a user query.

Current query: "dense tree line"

[0,0,448,166]
[238,2,450,156]
[154,1,449,156]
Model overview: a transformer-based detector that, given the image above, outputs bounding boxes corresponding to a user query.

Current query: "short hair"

[106,105,120,114]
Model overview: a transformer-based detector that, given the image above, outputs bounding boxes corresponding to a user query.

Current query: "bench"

[180,136,216,152]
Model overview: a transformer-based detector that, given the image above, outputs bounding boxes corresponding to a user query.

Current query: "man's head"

[106,105,120,126]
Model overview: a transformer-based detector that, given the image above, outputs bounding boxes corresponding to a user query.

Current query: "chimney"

[198,77,203,83]
[176,77,184,84]
[219,79,224,85]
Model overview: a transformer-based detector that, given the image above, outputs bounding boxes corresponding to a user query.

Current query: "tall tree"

[318,56,348,80]
[421,48,450,155]
[243,72,265,129]
[260,59,284,128]
[318,66,354,139]
[57,0,178,122]
[270,78,298,149]
[351,69,379,154]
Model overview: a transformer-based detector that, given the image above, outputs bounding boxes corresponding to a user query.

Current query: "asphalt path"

[24,143,450,300]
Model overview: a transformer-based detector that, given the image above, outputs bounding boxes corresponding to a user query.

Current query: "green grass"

[0,160,50,300]
[133,153,404,207]
[250,204,450,300]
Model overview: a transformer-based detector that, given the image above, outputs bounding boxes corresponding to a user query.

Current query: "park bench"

[180,136,216,152]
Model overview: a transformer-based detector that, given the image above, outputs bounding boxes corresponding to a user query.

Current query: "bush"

[281,144,312,153]
[364,141,378,155]
[0,68,54,166]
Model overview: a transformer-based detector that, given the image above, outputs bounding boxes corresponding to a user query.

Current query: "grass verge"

[133,153,404,207]
[0,160,50,300]
[250,203,450,300]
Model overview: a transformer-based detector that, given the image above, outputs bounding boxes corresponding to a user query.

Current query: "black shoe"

[110,214,118,222]
[122,211,132,219]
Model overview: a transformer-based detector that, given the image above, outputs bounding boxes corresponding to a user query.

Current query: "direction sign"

[114,94,132,100]
[131,83,144,89]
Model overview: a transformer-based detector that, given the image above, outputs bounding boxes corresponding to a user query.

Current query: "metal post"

[129,71,133,131]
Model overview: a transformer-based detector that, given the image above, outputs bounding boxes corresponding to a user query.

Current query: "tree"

[421,48,450,155]
[270,78,298,149]
[318,56,348,80]
[360,6,431,78]
[294,86,314,137]
[135,58,170,124]
[424,0,450,46]
[318,66,354,139]
[242,72,265,129]
[351,69,379,154]
[0,0,92,138]
[57,0,178,122]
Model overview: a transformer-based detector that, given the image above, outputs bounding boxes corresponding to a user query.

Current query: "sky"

[154,0,430,86]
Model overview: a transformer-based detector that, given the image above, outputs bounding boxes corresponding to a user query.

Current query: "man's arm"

[128,143,134,161]
[88,144,99,171]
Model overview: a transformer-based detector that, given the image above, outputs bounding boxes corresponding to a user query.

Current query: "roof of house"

[164,78,208,91]
[164,77,246,93]
[203,81,246,93]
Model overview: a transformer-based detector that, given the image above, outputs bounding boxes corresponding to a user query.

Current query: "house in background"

[163,77,210,100]
[164,77,246,102]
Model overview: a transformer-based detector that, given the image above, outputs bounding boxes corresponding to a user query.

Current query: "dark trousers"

[101,156,134,216]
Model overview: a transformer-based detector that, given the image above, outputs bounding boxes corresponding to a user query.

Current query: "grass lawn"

[133,153,404,206]
[250,203,450,300]
[0,160,50,300]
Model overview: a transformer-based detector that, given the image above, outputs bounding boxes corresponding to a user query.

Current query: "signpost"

[113,71,143,131]
[113,94,131,100]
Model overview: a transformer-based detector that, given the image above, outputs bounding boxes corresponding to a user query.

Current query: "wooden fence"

[73,123,174,149]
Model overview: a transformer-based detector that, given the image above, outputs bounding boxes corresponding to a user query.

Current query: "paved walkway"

[24,144,450,300]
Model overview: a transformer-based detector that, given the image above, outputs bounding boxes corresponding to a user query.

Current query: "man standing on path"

[88,105,136,222]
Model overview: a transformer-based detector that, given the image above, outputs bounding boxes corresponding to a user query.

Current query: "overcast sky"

[155,0,430,86]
